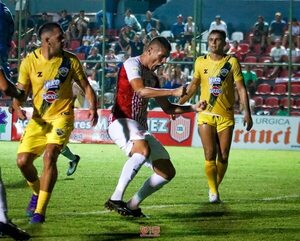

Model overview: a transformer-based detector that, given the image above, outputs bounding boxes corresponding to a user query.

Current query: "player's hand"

[88,108,98,126]
[173,84,188,97]
[193,100,207,112]
[243,113,253,131]
[15,108,27,121]
[170,114,178,120]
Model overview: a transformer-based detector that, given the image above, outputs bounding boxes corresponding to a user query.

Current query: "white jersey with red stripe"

[111,56,160,129]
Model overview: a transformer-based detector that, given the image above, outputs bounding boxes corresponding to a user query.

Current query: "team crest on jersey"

[43,90,59,103]
[58,67,69,77]
[170,115,190,143]
[56,128,65,136]
[220,68,229,77]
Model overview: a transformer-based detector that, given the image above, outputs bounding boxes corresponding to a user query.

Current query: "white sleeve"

[123,57,141,82]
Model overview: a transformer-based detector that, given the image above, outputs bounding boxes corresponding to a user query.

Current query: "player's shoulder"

[62,50,78,60]
[124,56,140,66]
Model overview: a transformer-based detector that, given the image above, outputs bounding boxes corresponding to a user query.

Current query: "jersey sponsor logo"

[58,67,69,77]
[44,79,61,89]
[43,90,59,103]
[209,77,221,85]
[210,86,222,96]
[170,115,191,142]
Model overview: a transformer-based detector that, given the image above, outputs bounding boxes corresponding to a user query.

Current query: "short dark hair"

[208,29,226,41]
[38,22,63,39]
[148,36,171,53]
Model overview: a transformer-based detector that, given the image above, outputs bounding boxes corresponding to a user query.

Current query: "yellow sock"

[35,190,51,215]
[217,160,228,186]
[27,179,40,196]
[205,160,218,194]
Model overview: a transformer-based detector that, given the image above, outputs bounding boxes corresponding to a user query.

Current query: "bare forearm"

[137,87,176,98]
[84,86,97,109]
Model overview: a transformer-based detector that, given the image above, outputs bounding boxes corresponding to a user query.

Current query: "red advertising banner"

[11,108,195,146]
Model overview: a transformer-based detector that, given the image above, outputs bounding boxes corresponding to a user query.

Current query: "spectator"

[142,10,160,33]
[96,0,119,30]
[74,10,90,40]
[84,46,102,76]
[116,25,135,53]
[58,9,72,32]
[127,33,145,57]
[124,8,141,32]
[242,65,258,97]
[268,12,287,45]
[184,16,196,44]
[286,42,300,73]
[171,14,185,42]
[209,15,228,37]
[35,12,50,32]
[82,28,95,44]
[276,105,288,116]
[170,43,186,61]
[282,17,300,49]
[268,38,288,78]
[146,27,160,41]
[27,33,41,52]
[227,40,243,61]
[249,15,269,53]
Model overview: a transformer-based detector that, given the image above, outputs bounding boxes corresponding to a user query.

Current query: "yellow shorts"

[18,117,74,155]
[198,113,234,133]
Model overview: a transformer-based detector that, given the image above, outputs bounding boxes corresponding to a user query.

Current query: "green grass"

[0,141,299,241]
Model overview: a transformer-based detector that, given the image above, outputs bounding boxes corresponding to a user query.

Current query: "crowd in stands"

[1,7,300,116]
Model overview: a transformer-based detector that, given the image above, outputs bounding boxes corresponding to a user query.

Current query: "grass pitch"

[0,141,299,241]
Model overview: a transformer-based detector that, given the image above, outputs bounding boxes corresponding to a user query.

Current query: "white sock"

[127,173,169,210]
[0,169,9,223]
[111,153,146,201]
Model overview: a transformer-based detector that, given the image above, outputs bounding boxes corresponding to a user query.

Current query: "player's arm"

[12,82,31,120]
[155,96,207,114]
[178,76,200,104]
[235,80,253,131]
[0,69,25,100]
[76,77,98,126]
[131,78,186,98]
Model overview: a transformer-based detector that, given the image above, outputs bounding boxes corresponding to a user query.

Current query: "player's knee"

[16,155,29,169]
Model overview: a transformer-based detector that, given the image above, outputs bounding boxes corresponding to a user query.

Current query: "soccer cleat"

[104,199,145,217]
[66,155,80,176]
[209,190,221,204]
[30,213,45,224]
[26,194,38,217]
[0,221,31,240]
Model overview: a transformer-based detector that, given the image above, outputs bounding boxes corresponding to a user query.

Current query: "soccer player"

[13,22,98,223]
[60,146,80,176]
[0,1,30,240]
[179,30,253,203]
[105,36,207,217]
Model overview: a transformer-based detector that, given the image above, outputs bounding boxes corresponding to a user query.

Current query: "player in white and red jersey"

[105,36,207,217]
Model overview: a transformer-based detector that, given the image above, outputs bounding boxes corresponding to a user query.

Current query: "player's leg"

[61,145,80,176]
[126,135,174,212]
[31,143,62,223]
[17,152,40,217]
[198,123,219,202]
[0,168,31,241]
[216,126,234,186]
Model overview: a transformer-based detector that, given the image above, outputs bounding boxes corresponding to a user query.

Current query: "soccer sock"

[60,146,77,161]
[217,160,228,186]
[127,173,169,210]
[34,190,51,216]
[111,153,146,201]
[27,179,40,196]
[205,160,218,194]
[0,170,9,223]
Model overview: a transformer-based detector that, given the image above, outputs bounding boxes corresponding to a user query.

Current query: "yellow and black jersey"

[18,48,86,120]
[194,54,243,118]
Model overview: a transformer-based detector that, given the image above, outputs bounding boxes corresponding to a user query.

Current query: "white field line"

[63,195,299,216]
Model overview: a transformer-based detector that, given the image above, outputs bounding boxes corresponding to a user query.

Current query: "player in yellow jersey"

[13,22,98,223]
[179,30,253,203]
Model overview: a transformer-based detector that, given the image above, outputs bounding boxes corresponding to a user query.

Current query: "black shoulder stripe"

[33,50,38,59]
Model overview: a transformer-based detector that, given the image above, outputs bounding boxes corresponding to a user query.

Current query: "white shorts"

[108,118,170,164]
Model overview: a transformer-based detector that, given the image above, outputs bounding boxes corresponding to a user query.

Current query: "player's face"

[49,28,65,54]
[208,33,226,54]
[147,45,169,71]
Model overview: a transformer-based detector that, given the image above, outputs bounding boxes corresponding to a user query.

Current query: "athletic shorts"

[198,113,234,133]
[108,118,170,165]
[18,117,74,155]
